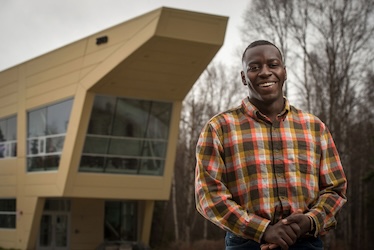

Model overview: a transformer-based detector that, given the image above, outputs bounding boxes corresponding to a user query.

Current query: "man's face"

[241,45,286,105]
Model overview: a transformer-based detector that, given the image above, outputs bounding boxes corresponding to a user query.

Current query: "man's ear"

[241,71,247,85]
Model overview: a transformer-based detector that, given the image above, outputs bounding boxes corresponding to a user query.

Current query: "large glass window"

[104,201,137,242]
[0,115,17,158]
[0,199,16,229]
[79,96,172,176]
[27,99,73,172]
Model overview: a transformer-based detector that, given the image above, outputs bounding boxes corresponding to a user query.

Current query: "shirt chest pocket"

[285,140,318,175]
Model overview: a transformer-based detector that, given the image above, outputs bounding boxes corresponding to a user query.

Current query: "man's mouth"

[258,82,276,87]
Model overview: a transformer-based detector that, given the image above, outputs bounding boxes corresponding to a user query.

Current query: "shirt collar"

[241,97,290,122]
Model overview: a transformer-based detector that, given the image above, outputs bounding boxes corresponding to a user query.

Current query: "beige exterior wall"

[70,199,104,250]
[0,7,227,250]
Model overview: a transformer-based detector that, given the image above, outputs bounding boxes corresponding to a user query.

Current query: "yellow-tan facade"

[0,7,227,250]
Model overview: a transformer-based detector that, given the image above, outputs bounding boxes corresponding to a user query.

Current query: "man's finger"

[288,222,302,238]
[261,243,279,250]
[260,243,270,250]
[268,243,279,249]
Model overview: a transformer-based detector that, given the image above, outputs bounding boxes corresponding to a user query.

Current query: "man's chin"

[259,92,283,103]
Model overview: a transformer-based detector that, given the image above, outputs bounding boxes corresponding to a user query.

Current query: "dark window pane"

[108,138,141,156]
[138,159,164,175]
[0,116,17,158]
[43,155,60,170]
[27,156,43,171]
[55,215,68,247]
[46,136,65,153]
[147,101,172,139]
[6,116,17,140]
[0,143,5,158]
[39,215,52,246]
[104,201,137,242]
[28,109,47,137]
[88,96,116,135]
[0,199,16,229]
[28,138,42,155]
[83,136,110,154]
[105,157,139,174]
[0,199,16,211]
[46,99,73,134]
[0,120,6,141]
[79,156,105,172]
[112,99,143,137]
[138,140,167,158]
[27,156,60,172]
[0,215,16,228]
[44,199,70,211]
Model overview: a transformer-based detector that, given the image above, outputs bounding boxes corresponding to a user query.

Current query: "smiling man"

[241,41,286,122]
[195,40,347,250]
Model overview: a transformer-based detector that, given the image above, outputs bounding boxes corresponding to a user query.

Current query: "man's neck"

[249,97,285,122]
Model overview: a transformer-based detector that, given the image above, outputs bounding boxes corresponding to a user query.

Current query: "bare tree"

[292,2,374,248]
[171,62,242,245]
[240,0,293,97]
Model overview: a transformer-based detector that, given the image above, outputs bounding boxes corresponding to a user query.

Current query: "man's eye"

[269,63,279,68]
[248,66,260,71]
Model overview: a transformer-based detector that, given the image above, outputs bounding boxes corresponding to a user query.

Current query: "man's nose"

[259,65,272,77]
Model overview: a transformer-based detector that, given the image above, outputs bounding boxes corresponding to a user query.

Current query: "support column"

[140,200,154,246]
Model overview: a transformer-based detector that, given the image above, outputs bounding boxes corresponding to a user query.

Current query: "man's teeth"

[259,82,276,87]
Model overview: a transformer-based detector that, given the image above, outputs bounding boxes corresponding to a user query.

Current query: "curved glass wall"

[79,95,172,176]
[27,99,73,172]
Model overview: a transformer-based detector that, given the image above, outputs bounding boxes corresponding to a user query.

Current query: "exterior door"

[38,212,69,250]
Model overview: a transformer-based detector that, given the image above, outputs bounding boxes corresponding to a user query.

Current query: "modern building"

[0,7,227,250]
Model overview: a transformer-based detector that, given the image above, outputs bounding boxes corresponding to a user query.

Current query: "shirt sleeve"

[194,122,270,243]
[306,124,347,236]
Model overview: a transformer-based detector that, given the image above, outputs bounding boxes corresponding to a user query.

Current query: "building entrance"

[37,199,70,250]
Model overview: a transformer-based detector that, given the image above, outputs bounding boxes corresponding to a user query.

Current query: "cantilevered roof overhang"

[0,7,228,201]
[0,7,228,111]
[82,7,228,100]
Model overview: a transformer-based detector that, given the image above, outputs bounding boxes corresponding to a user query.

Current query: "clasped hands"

[260,209,311,250]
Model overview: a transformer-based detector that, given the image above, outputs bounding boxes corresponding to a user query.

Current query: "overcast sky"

[0,0,251,72]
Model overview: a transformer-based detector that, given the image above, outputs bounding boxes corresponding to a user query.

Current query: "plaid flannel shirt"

[195,97,347,243]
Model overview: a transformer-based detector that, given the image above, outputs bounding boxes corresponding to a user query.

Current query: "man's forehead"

[245,45,280,55]
[244,45,282,62]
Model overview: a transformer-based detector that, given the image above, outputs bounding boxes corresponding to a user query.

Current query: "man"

[195,40,347,250]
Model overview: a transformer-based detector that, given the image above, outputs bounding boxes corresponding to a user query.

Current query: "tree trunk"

[172,175,179,241]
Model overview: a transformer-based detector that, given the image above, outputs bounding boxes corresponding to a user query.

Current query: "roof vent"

[96,36,108,45]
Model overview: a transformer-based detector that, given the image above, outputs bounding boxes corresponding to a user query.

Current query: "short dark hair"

[242,40,283,61]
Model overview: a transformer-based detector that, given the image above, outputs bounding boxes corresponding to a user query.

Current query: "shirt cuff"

[246,217,271,243]
[305,213,319,237]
